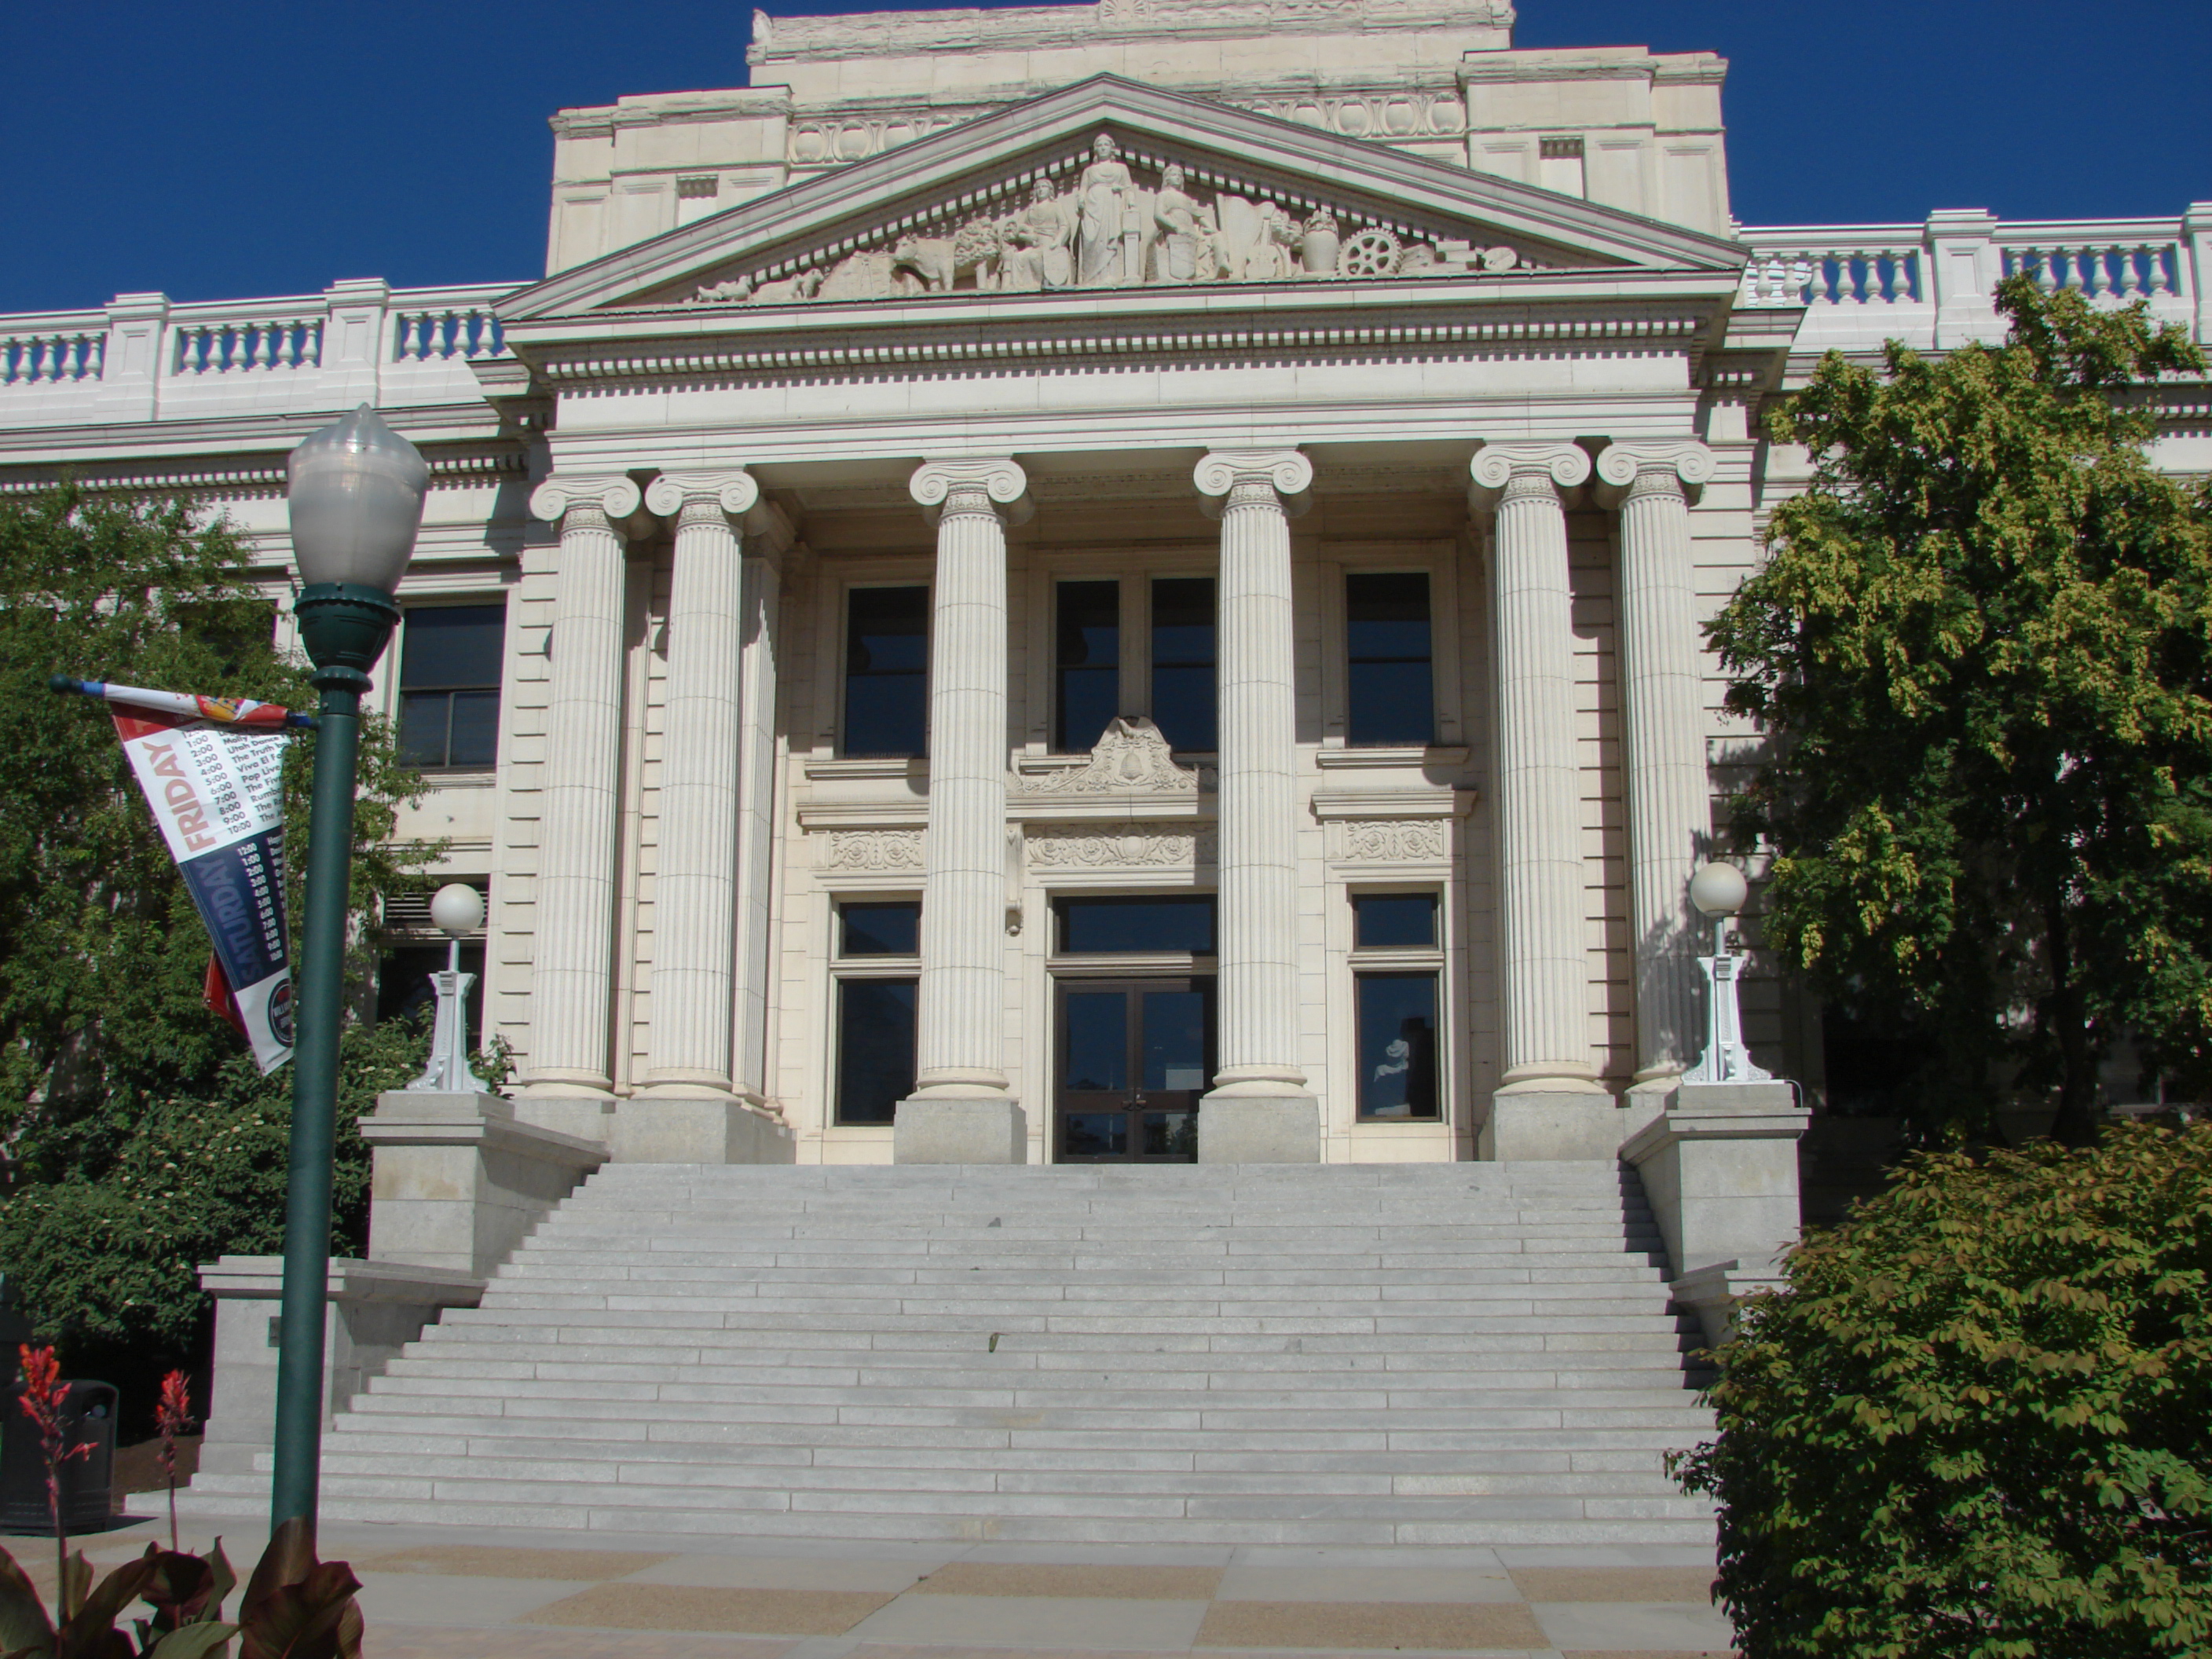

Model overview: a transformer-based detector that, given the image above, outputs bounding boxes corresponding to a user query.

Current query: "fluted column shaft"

[1196,451,1311,1095]
[908,460,1028,1097]
[731,540,784,1104]
[641,474,759,1094]
[1600,444,1717,1085]
[1474,445,1602,1093]
[522,478,639,1096]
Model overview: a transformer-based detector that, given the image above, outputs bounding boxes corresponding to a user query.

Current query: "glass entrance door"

[1056,978,1214,1162]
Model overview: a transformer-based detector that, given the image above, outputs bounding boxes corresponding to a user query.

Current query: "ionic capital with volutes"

[1467,442,1592,512]
[1593,441,1716,509]
[910,458,1033,526]
[529,474,643,532]
[1194,449,1312,519]
[644,470,761,525]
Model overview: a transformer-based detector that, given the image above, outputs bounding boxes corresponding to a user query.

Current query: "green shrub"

[1673,1123,2212,1656]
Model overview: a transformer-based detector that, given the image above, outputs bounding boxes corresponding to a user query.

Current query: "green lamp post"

[270,404,427,1536]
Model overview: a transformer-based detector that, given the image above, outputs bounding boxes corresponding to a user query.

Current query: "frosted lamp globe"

[1689,862,1748,918]
[429,883,485,939]
[287,405,429,594]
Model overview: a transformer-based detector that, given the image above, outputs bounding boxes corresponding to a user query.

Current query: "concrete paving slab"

[1531,1601,1737,1654]
[848,1593,1214,1650]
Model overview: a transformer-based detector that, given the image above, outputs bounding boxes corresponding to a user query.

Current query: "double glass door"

[1056,978,1214,1162]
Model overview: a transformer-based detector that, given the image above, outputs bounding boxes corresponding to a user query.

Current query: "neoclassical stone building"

[7,0,2210,1172]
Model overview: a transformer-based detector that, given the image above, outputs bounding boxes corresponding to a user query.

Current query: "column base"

[1480,1089,1623,1160]
[515,1082,616,1146]
[612,1090,797,1165]
[1198,1094,1320,1163]
[893,1097,1027,1164]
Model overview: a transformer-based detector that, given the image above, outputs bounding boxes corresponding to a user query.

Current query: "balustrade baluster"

[86,333,104,379]
[61,336,83,381]
[250,324,271,369]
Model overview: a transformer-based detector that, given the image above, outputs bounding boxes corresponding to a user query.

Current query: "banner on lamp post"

[71,679,313,1074]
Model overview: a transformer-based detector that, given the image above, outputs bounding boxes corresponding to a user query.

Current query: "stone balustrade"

[1740,205,2212,355]
[0,278,522,428]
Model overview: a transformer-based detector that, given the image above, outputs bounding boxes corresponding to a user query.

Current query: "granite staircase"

[181,1163,1718,1544]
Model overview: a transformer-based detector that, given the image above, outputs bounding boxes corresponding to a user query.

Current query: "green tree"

[1673,1126,2212,1657]
[0,486,436,1399]
[1710,277,2212,1143]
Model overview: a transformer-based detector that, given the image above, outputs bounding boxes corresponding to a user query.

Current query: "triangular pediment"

[503,75,1745,323]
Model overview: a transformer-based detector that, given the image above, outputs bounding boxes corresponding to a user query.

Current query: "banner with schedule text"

[84,681,302,1073]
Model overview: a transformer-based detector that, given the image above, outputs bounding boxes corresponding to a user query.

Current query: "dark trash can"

[0,1380,117,1533]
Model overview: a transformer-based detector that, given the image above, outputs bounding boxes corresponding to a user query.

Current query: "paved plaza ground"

[19,1516,1735,1658]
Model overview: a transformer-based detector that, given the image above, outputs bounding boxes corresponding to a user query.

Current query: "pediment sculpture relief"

[682,132,1527,307]
[1013,716,1210,796]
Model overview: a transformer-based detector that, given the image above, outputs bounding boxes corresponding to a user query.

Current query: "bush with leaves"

[1673,1123,2212,1656]
[0,487,438,1405]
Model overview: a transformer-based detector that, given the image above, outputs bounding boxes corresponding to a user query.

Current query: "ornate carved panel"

[818,829,925,870]
[1027,823,1219,869]
[1330,819,1448,863]
[1013,716,1207,797]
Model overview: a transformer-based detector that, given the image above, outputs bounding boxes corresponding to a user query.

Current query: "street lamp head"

[287,405,428,595]
[429,882,485,940]
[1689,861,1749,918]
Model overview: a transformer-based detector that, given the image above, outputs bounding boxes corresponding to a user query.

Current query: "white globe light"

[1689,862,1749,918]
[287,404,428,594]
[429,883,485,939]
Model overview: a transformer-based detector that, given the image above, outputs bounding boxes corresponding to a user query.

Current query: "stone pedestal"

[1622,1080,1810,1346]
[608,1097,796,1165]
[193,1257,483,1478]
[360,1090,607,1275]
[1479,1091,1628,1161]
[893,1100,1028,1164]
[1197,1096,1320,1163]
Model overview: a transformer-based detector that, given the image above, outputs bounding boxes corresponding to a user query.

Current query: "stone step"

[380,1353,1694,1384]
[407,1328,1697,1357]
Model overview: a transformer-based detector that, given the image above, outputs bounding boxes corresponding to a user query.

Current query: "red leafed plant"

[16,1346,92,1621]
[153,1373,193,1555]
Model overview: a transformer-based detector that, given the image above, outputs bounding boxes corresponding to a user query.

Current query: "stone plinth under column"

[1481,1090,1629,1161]
[893,1098,1028,1164]
[1198,1095,1320,1163]
[610,1093,797,1164]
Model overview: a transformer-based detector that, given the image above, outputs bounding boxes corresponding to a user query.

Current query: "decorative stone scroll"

[1331,819,1448,863]
[1013,717,1203,797]
[679,130,1530,308]
[1027,824,1219,869]
[818,830,925,871]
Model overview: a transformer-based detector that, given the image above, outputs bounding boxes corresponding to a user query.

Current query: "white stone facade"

[6,0,2209,1170]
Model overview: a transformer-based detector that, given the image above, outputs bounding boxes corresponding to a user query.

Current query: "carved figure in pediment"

[1150,163,1209,285]
[750,268,823,304]
[892,217,1002,294]
[1299,208,1340,278]
[819,249,897,301]
[1339,225,1402,280]
[1480,244,1521,273]
[1077,133,1140,287]
[998,178,1075,293]
[689,276,753,305]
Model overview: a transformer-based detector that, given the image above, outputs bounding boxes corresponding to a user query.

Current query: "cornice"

[513,282,1724,392]
[0,436,527,500]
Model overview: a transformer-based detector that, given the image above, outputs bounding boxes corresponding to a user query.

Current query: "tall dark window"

[1150,577,1217,753]
[844,586,928,758]
[1356,972,1439,1119]
[1346,572,1434,747]
[835,899,919,1123]
[1055,580,1120,754]
[397,603,504,769]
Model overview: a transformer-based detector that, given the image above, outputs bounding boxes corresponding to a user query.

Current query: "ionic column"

[731,504,793,1111]
[1192,449,1317,1163]
[895,459,1031,1165]
[1470,444,1610,1158]
[521,476,640,1131]
[634,473,756,1107]
[1596,442,1718,1092]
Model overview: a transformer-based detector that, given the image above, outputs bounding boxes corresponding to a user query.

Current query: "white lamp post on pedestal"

[406,882,489,1095]
[1681,861,1772,1086]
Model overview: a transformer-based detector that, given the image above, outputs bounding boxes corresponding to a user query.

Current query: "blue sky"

[4,1,2206,313]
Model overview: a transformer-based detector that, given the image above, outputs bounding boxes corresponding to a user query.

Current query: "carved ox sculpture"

[891,219,1002,294]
